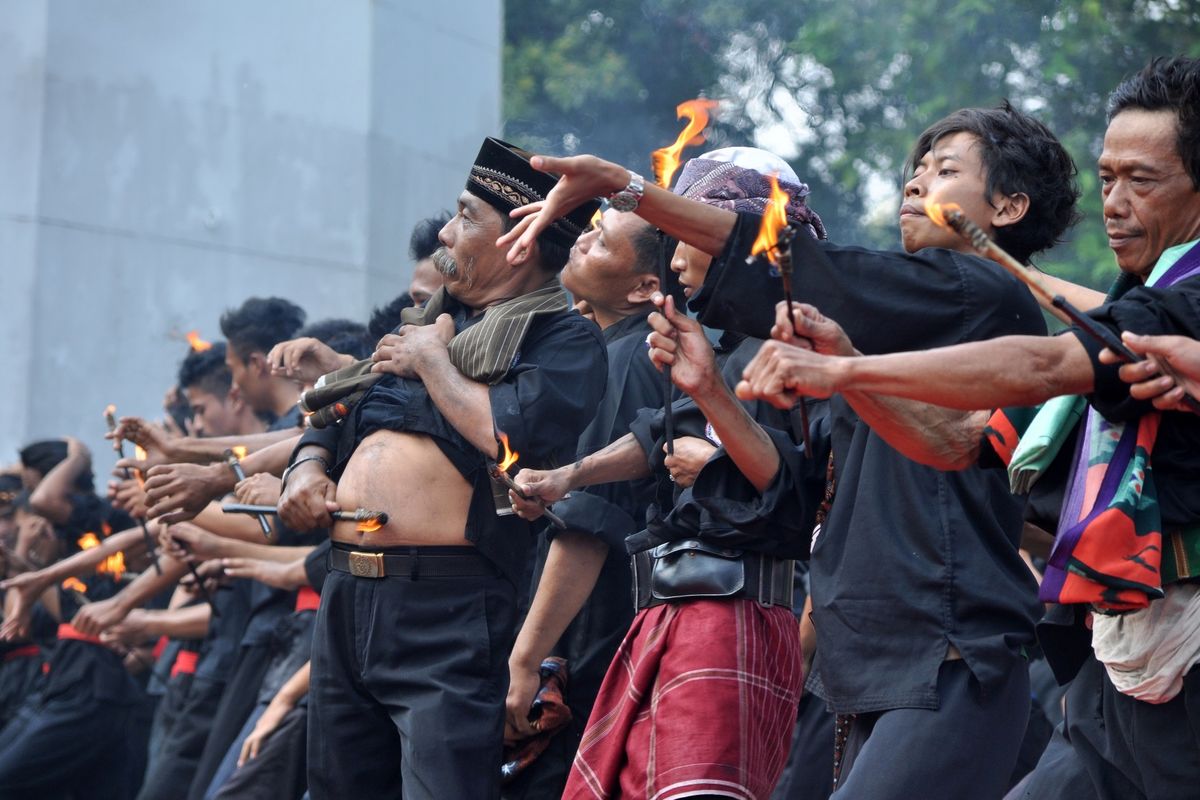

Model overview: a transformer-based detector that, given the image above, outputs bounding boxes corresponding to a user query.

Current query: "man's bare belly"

[332,429,473,547]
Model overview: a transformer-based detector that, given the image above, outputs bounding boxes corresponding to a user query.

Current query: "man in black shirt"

[500,104,1080,799]
[278,138,605,800]
[738,57,1200,800]
[501,207,669,798]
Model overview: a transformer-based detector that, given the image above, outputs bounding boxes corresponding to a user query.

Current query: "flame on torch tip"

[749,174,791,265]
[356,519,384,534]
[62,577,88,593]
[231,446,248,461]
[923,200,960,230]
[78,532,101,550]
[650,98,721,189]
[589,206,603,231]
[186,330,213,352]
[99,551,126,580]
[497,432,519,473]
[134,445,148,460]
[104,404,117,418]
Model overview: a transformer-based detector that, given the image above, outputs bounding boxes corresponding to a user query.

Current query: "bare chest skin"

[333,430,473,547]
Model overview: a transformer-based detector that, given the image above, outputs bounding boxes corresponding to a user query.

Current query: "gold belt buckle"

[347,551,385,579]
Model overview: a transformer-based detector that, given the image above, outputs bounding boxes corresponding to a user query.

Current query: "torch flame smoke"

[186,331,213,352]
[497,433,519,473]
[651,99,720,189]
[749,174,791,266]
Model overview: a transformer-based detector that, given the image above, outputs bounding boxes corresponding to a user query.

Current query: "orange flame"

[650,98,721,189]
[101,521,112,537]
[62,577,88,594]
[104,404,117,419]
[133,445,147,488]
[749,174,791,265]
[497,433,519,472]
[356,519,383,534]
[589,206,603,230]
[231,446,247,461]
[98,551,126,580]
[924,199,959,230]
[78,532,101,550]
[186,330,213,352]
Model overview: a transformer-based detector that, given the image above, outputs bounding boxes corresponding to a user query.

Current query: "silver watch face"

[609,191,638,212]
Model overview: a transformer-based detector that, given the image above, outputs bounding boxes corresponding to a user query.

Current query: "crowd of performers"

[1,54,1199,800]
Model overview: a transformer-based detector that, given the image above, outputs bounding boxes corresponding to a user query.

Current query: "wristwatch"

[608,171,645,213]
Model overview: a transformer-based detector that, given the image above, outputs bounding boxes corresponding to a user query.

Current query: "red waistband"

[2,644,40,662]
[57,623,103,646]
[171,649,200,677]
[295,586,320,613]
[152,635,169,661]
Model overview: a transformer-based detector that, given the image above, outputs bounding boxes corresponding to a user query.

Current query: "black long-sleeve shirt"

[706,212,1045,714]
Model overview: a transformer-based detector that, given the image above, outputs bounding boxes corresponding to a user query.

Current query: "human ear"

[992,191,1030,230]
[627,274,660,305]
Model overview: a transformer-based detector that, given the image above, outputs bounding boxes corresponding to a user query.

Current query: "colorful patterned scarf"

[986,240,1200,611]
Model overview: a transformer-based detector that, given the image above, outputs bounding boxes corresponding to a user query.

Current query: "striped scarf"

[302,280,569,428]
[985,240,1200,611]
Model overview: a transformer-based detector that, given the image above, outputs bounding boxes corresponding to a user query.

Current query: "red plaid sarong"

[563,598,804,800]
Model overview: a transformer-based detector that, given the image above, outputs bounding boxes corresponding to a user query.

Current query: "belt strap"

[57,623,103,646]
[295,586,321,612]
[2,644,40,663]
[171,649,200,677]
[329,547,496,579]
[632,545,795,610]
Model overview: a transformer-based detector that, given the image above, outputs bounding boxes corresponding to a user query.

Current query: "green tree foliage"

[504,0,1200,288]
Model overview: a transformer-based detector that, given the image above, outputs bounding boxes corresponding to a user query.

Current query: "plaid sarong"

[985,240,1200,611]
[563,599,803,800]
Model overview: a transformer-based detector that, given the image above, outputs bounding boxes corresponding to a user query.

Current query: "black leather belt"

[329,546,496,579]
[632,541,795,610]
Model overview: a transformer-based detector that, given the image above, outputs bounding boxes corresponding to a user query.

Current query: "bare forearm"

[29,451,90,524]
[690,380,779,492]
[168,429,299,464]
[214,540,314,563]
[275,660,311,705]
[140,604,211,639]
[1037,273,1106,312]
[34,529,145,586]
[835,335,1094,409]
[194,503,274,542]
[569,433,651,490]
[112,557,190,615]
[417,354,497,458]
[510,533,608,669]
[843,391,988,470]
[636,184,738,257]
[241,435,302,477]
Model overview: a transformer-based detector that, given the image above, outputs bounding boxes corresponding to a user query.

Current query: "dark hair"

[368,294,415,339]
[1107,56,1200,190]
[409,212,452,262]
[906,101,1081,263]
[18,440,92,493]
[299,318,375,361]
[177,341,231,398]
[219,297,307,360]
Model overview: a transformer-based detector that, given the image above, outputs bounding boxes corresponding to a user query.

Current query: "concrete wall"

[0,0,501,472]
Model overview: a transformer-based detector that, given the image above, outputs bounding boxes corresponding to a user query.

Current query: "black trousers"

[1061,656,1200,800]
[186,646,274,800]
[0,664,140,800]
[307,563,517,800]
[771,690,837,800]
[138,676,226,800]
[834,659,1030,800]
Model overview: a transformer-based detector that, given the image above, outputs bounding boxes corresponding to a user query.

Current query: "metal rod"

[778,231,815,454]
[487,461,567,529]
[221,503,390,527]
[221,450,273,538]
[104,408,163,576]
[659,230,675,456]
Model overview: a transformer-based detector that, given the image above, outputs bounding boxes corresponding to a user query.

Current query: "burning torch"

[924,200,1200,415]
[488,433,567,530]
[104,405,162,576]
